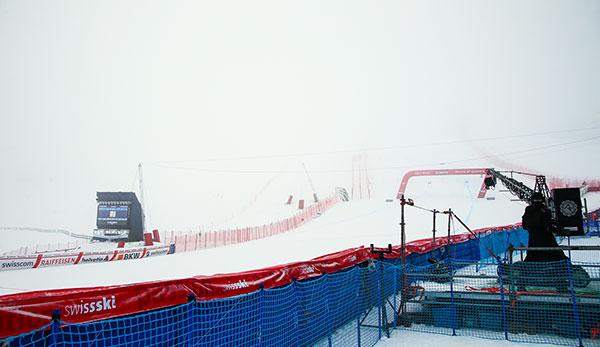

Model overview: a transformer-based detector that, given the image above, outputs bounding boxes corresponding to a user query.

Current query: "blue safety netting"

[2,227,599,347]
[1,265,385,347]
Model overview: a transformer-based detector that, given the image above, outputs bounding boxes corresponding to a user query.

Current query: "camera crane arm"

[485,168,563,232]
[485,168,551,202]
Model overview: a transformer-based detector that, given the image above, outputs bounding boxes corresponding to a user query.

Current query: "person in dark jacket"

[522,192,567,262]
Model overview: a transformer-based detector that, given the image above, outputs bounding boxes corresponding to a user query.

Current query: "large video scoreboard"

[97,204,129,227]
[95,192,145,242]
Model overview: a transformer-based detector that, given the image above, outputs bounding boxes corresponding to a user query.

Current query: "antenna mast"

[302,163,319,202]
[138,163,147,232]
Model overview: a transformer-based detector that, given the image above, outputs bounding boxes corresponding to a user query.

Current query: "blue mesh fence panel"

[356,263,384,347]
[382,263,398,322]
[478,233,497,261]
[2,231,599,347]
[477,228,529,263]
[405,251,434,267]
[587,220,599,236]
[0,323,52,347]
[326,267,360,331]
[507,228,528,249]
[190,291,262,346]
[451,239,480,262]
[295,275,333,346]
[585,208,600,236]
[492,231,509,257]
[58,302,189,346]
[397,262,458,336]
[358,261,381,315]
[261,283,299,346]
[322,268,359,347]
[396,250,600,347]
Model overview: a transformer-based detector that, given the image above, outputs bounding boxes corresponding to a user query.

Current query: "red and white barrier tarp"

[0,279,193,338]
[0,187,531,339]
[0,245,171,272]
[0,256,38,271]
[0,223,520,339]
[0,245,370,338]
[173,195,341,253]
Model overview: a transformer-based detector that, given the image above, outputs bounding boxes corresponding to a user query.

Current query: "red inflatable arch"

[396,168,490,199]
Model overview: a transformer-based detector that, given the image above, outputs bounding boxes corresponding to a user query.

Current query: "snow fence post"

[50,309,60,347]
[377,262,382,340]
[325,274,333,347]
[393,265,397,328]
[186,293,196,346]
[258,284,265,346]
[496,257,508,340]
[449,257,457,336]
[475,233,480,273]
[356,266,362,347]
[378,257,392,338]
[566,260,584,347]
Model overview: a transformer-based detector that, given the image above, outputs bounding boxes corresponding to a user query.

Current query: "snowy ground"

[0,228,83,255]
[0,174,599,347]
[0,177,598,295]
[0,182,597,298]
[376,330,557,347]
[0,227,166,256]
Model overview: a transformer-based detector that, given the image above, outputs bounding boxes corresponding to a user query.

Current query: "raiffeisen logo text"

[64,296,116,316]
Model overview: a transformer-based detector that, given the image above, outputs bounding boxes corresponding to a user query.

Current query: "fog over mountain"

[1,0,599,233]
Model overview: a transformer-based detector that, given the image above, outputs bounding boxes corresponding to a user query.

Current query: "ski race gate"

[1,214,599,347]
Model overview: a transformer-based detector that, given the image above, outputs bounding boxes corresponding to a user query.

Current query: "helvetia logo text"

[80,255,109,263]
[64,296,116,316]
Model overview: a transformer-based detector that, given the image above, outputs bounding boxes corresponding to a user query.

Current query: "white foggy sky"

[0,0,599,232]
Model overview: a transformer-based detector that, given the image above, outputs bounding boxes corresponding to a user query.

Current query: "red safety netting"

[171,195,340,252]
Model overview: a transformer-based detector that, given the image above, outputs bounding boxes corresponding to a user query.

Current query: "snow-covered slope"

[2,170,598,296]
[0,228,84,255]
[377,330,556,347]
[0,175,539,295]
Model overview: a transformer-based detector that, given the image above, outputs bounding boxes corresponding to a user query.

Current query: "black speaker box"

[552,188,584,236]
